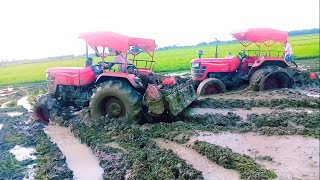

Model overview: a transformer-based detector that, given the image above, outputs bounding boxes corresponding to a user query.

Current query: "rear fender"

[248,59,290,78]
[96,73,144,89]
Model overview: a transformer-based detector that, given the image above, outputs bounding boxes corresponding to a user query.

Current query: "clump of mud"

[248,111,320,138]
[191,141,277,180]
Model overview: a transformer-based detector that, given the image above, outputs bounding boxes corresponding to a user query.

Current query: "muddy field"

[0,68,319,179]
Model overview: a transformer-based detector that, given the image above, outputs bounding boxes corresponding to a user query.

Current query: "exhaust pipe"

[215,38,219,58]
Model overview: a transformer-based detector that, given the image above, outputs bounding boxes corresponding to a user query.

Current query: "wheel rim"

[36,106,49,123]
[204,84,220,95]
[100,97,126,118]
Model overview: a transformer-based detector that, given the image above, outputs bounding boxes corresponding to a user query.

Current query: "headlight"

[192,63,200,68]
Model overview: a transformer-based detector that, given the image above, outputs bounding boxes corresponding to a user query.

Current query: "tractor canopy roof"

[79,31,156,53]
[232,28,288,43]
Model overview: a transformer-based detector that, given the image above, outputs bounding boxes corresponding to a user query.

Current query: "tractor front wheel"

[33,95,61,124]
[90,80,141,123]
[197,78,226,96]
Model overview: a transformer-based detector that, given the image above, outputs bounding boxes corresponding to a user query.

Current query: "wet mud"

[0,89,73,180]
[1,61,319,180]
[194,132,319,180]
[155,138,241,180]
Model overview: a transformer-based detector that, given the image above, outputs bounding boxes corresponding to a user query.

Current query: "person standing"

[284,43,298,67]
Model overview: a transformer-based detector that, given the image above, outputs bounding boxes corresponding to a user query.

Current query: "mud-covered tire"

[197,78,226,96]
[90,80,141,123]
[249,66,294,91]
[33,94,61,124]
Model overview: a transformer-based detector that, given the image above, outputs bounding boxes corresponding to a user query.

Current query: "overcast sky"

[0,0,319,60]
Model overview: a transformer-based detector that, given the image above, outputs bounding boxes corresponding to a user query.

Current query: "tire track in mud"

[44,125,104,180]
[193,132,319,180]
[155,138,241,180]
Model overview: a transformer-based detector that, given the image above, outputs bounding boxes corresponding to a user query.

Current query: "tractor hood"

[46,67,92,74]
[191,57,239,64]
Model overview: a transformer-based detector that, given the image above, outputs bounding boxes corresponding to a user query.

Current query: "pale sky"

[0,0,319,60]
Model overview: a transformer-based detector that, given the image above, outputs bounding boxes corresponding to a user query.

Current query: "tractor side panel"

[96,72,142,88]
[247,58,290,78]
[251,58,289,68]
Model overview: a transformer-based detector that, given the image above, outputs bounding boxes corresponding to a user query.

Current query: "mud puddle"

[6,112,23,117]
[0,101,12,108]
[17,96,32,112]
[44,125,103,180]
[193,132,319,180]
[0,123,3,130]
[155,138,240,180]
[188,107,317,121]
[9,145,37,161]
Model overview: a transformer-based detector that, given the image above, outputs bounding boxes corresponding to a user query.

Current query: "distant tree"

[288,28,319,36]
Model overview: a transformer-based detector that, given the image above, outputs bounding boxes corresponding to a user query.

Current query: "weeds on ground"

[191,141,277,180]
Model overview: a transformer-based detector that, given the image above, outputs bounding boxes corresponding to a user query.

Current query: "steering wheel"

[238,52,249,60]
[128,64,140,76]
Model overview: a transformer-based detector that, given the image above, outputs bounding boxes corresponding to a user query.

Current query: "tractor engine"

[56,85,91,107]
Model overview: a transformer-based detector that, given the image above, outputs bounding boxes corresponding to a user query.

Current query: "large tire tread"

[249,66,294,91]
[90,80,141,123]
[33,94,61,123]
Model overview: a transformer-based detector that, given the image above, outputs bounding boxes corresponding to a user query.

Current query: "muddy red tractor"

[34,32,197,123]
[191,28,296,95]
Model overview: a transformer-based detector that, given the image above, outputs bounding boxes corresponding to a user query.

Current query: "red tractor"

[34,32,197,123]
[191,28,296,95]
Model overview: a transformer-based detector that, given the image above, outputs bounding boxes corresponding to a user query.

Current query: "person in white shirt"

[106,51,130,72]
[284,43,298,67]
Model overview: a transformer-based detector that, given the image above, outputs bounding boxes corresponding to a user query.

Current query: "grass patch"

[0,153,24,179]
[191,141,277,180]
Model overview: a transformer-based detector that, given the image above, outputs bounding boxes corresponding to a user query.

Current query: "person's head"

[115,51,120,56]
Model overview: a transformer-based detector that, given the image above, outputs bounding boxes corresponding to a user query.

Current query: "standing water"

[44,125,103,180]
[17,96,32,112]
[195,132,319,180]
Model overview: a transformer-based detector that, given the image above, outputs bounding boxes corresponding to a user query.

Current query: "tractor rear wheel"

[33,94,61,124]
[90,80,141,123]
[197,78,226,96]
[249,66,294,91]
